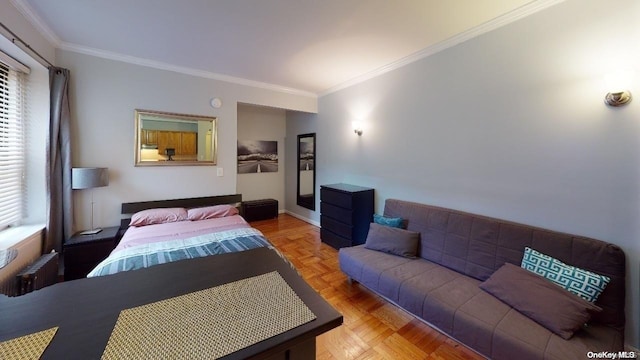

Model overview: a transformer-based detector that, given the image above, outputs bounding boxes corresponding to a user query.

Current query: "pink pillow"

[187,205,239,221]
[129,207,188,226]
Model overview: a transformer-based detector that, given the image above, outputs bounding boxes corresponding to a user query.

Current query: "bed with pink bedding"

[87,194,276,277]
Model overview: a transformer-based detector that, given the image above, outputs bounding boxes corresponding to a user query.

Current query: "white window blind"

[0,61,26,229]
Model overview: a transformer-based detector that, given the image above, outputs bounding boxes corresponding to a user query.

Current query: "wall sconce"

[352,121,363,136]
[604,70,633,107]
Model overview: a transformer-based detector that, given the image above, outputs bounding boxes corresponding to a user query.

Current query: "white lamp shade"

[72,168,109,189]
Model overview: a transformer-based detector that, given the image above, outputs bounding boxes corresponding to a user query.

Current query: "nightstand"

[63,226,120,280]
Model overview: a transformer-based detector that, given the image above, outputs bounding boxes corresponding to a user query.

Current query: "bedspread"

[114,215,251,251]
[88,227,271,277]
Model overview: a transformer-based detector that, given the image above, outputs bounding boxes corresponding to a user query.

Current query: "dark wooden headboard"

[120,194,242,229]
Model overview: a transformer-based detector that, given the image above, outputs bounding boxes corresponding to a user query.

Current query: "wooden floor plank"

[252,214,485,360]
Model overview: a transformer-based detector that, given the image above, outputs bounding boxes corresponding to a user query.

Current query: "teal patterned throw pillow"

[373,214,404,228]
[521,247,610,303]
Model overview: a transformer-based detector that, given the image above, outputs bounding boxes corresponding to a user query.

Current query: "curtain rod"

[0,22,53,68]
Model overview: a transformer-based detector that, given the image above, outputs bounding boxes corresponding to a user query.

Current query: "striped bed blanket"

[87,227,272,277]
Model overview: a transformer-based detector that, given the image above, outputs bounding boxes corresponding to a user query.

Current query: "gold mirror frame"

[134,109,217,166]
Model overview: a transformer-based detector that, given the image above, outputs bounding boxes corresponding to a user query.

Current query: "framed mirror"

[297,133,316,210]
[134,109,217,166]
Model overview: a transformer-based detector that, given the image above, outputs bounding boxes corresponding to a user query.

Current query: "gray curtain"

[45,67,73,254]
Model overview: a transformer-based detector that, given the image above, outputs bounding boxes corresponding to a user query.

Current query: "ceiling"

[17,0,560,96]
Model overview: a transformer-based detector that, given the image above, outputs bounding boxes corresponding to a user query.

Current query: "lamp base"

[78,228,103,235]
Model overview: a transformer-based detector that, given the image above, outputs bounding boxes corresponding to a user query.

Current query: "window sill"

[0,224,46,249]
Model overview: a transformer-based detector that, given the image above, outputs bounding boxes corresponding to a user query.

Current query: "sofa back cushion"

[383,198,625,330]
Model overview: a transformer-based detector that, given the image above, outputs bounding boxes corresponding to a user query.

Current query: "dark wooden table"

[0,247,342,359]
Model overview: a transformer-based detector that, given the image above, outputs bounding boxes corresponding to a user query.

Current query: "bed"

[88,194,276,277]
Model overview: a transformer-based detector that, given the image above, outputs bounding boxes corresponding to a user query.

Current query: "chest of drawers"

[320,183,374,249]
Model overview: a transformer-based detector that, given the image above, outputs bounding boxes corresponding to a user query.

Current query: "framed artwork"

[237,140,278,173]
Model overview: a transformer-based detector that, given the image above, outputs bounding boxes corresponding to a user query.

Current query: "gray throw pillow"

[480,263,602,340]
[364,222,419,258]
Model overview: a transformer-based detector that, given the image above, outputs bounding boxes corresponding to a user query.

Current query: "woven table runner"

[102,271,316,359]
[0,327,58,360]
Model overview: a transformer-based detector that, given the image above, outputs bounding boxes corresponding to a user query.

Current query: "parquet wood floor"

[251,214,484,360]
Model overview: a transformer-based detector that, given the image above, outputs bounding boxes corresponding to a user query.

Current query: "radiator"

[0,225,45,296]
[12,252,59,296]
[0,273,18,296]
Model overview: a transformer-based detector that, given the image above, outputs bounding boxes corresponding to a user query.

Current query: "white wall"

[286,0,640,348]
[54,49,316,231]
[237,103,286,209]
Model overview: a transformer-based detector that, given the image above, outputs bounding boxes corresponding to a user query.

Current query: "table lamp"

[71,167,109,235]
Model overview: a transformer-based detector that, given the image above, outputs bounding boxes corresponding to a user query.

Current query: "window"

[0,61,26,230]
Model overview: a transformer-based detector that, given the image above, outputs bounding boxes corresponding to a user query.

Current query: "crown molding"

[11,0,315,98]
[58,42,317,98]
[319,0,566,97]
[12,0,564,99]
[10,0,61,47]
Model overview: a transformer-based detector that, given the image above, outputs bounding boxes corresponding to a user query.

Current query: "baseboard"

[284,210,320,227]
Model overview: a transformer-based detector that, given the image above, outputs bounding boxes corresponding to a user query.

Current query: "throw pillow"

[480,263,602,339]
[373,214,404,228]
[521,247,610,303]
[129,207,188,227]
[364,222,419,258]
[187,205,239,221]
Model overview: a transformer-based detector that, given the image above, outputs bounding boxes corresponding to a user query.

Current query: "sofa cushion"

[338,245,412,291]
[421,275,482,333]
[521,247,610,303]
[454,290,511,356]
[364,222,419,258]
[397,265,464,317]
[377,260,438,302]
[373,213,404,228]
[480,263,602,339]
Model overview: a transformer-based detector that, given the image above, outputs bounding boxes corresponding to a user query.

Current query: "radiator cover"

[15,252,59,296]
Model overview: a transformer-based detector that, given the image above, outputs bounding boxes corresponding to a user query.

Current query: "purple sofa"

[339,199,625,360]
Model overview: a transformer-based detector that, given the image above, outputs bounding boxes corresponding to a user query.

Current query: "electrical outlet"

[217,167,223,177]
